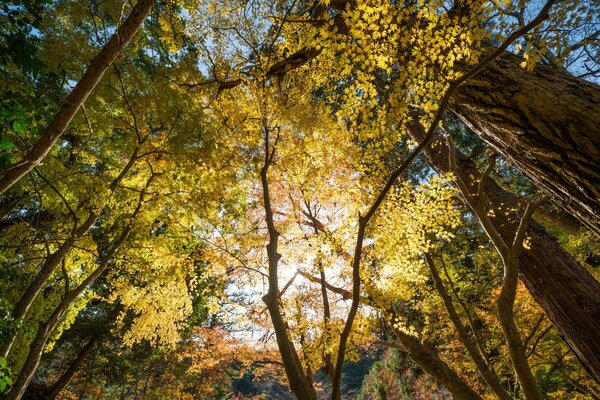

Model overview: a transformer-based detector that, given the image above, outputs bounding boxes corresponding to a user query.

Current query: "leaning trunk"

[449,51,600,235]
[407,120,600,383]
[0,0,154,195]
[47,336,97,400]
[391,326,483,400]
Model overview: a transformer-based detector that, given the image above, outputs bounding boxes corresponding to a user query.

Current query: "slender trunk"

[449,51,600,235]
[496,257,543,400]
[0,146,140,359]
[391,327,483,400]
[4,226,132,400]
[406,120,600,383]
[305,273,483,399]
[3,174,152,400]
[0,213,96,359]
[0,0,154,195]
[319,268,335,383]
[260,129,317,400]
[425,254,512,400]
[46,336,97,400]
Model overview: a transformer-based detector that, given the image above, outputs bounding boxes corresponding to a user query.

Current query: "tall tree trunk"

[449,51,600,235]
[425,254,512,400]
[4,225,133,400]
[0,0,154,196]
[0,214,97,359]
[406,120,600,383]
[260,129,317,400]
[3,174,152,400]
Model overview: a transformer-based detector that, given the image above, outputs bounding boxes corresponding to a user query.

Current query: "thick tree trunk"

[449,51,600,235]
[407,120,600,383]
[0,0,154,196]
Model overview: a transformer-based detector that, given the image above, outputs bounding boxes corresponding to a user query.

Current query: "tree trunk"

[449,51,600,235]
[0,213,97,359]
[391,327,483,400]
[260,138,317,400]
[0,145,140,360]
[407,120,600,383]
[425,255,512,400]
[4,226,131,400]
[0,0,154,196]
[46,336,97,400]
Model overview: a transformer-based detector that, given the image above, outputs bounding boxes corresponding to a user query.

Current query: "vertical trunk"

[406,120,600,383]
[449,51,600,235]
[260,140,317,400]
[0,0,154,195]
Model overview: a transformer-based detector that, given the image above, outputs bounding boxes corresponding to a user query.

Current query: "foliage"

[0,0,598,399]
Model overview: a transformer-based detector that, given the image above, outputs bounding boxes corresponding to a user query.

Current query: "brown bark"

[534,205,582,235]
[0,146,141,360]
[449,51,600,235]
[4,229,129,400]
[406,120,600,383]
[260,127,317,400]
[425,254,512,400]
[3,173,152,400]
[454,155,543,400]
[0,0,154,195]
[303,273,483,400]
[0,213,96,359]
[390,328,484,400]
[46,336,97,400]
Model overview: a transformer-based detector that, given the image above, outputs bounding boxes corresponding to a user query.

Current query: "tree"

[1,0,599,398]
[0,0,154,195]
[449,51,600,235]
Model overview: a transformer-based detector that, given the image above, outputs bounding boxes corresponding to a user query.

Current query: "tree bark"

[3,174,152,400]
[391,327,483,400]
[449,51,600,235]
[406,120,600,383]
[0,146,140,360]
[425,254,512,400]
[46,336,97,400]
[260,129,317,400]
[0,0,154,196]
[2,198,143,400]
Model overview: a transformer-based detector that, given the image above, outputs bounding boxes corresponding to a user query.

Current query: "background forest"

[0,0,599,399]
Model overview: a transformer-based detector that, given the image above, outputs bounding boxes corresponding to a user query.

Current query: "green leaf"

[0,139,15,149]
[12,120,27,134]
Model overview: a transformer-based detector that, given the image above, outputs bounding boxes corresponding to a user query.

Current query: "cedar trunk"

[407,120,600,383]
[449,51,600,235]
